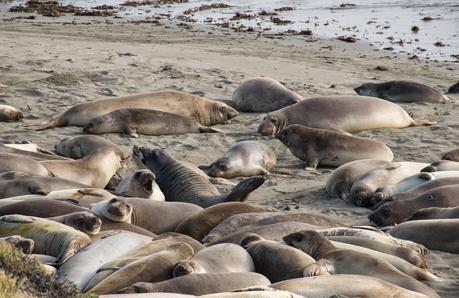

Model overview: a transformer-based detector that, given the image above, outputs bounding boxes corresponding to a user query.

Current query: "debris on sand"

[411,26,419,33]
[271,17,293,25]
[184,3,231,15]
[274,7,295,12]
[9,0,81,17]
[337,36,357,43]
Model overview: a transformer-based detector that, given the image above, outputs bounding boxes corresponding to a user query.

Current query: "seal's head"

[354,82,378,97]
[283,230,333,258]
[129,169,155,197]
[212,102,239,125]
[133,146,175,173]
[240,233,264,248]
[201,157,231,178]
[64,211,102,235]
[368,203,396,226]
[257,114,285,136]
[0,235,34,254]
[172,260,203,277]
[91,197,133,223]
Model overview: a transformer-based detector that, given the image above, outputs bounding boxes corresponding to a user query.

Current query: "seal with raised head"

[257,95,433,136]
[387,219,459,254]
[200,141,276,178]
[54,135,121,159]
[0,104,23,122]
[0,214,91,263]
[240,233,315,282]
[326,159,390,202]
[26,90,238,130]
[283,230,438,297]
[135,147,266,208]
[48,211,102,236]
[173,243,254,278]
[120,272,271,295]
[174,202,266,241]
[354,80,451,103]
[405,206,459,221]
[421,160,459,172]
[116,169,165,201]
[40,148,124,188]
[83,108,219,137]
[442,148,459,162]
[276,125,393,169]
[231,77,302,112]
[369,184,459,226]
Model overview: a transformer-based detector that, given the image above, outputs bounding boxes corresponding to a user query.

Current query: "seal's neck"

[308,238,335,259]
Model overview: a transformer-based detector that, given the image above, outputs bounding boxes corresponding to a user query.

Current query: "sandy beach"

[0,9,458,297]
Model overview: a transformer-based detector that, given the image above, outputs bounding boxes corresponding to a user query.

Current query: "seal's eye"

[271,117,278,124]
[109,198,118,204]
[294,233,303,242]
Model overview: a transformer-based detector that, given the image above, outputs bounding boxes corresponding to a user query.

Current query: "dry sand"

[0,17,458,297]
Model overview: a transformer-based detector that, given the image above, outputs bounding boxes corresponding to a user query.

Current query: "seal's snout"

[368,212,384,226]
[354,86,362,94]
[421,165,436,172]
[352,191,371,207]
[82,123,93,133]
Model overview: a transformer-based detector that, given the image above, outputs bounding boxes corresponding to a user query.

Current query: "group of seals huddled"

[0,77,455,297]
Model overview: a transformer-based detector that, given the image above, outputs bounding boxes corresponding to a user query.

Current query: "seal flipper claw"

[303,259,334,276]
[225,175,267,202]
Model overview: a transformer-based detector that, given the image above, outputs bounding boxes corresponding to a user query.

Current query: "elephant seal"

[448,82,459,93]
[91,197,203,234]
[199,141,276,178]
[0,214,91,263]
[328,236,426,268]
[231,77,302,112]
[40,148,124,188]
[349,162,428,207]
[173,243,254,277]
[26,90,238,130]
[271,275,429,298]
[0,144,69,161]
[0,235,34,254]
[240,233,315,282]
[175,202,266,241]
[135,147,266,208]
[283,230,438,297]
[354,80,451,103]
[276,125,393,169]
[57,231,151,290]
[422,160,459,172]
[0,199,87,217]
[387,219,459,254]
[0,153,52,176]
[87,243,194,295]
[325,159,389,202]
[83,108,219,137]
[48,211,102,235]
[442,148,459,161]
[257,95,433,136]
[120,272,271,295]
[0,104,23,122]
[405,206,459,221]
[116,169,165,201]
[54,135,121,159]
[369,184,459,226]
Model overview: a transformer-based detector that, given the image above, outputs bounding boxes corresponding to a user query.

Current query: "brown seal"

[421,160,459,172]
[48,211,102,235]
[257,95,433,136]
[442,148,459,162]
[276,125,393,169]
[54,135,121,159]
[0,104,23,122]
[25,90,238,130]
[0,153,52,176]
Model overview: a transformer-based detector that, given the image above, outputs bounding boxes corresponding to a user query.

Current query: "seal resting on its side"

[0,104,23,122]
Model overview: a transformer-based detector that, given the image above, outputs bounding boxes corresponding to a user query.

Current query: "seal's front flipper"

[302,259,334,277]
[226,175,267,202]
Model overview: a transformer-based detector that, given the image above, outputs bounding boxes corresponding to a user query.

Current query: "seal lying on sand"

[0,144,68,161]
[135,147,266,208]
[231,77,302,112]
[276,125,393,169]
[48,211,102,235]
[405,206,459,221]
[354,80,450,103]
[0,214,91,263]
[421,160,459,172]
[54,135,121,159]
[83,108,219,137]
[442,148,459,162]
[26,90,238,130]
[0,104,23,122]
[257,96,433,136]
[200,141,276,178]
[0,153,53,176]
[0,177,89,198]
[116,169,165,201]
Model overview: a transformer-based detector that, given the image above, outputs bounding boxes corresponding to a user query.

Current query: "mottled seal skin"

[283,230,439,298]
[173,243,254,277]
[200,141,276,178]
[0,235,34,254]
[354,80,451,103]
[135,147,266,208]
[120,272,271,295]
[48,211,102,236]
[387,219,459,254]
[55,135,121,159]
[276,125,393,169]
[271,275,429,298]
[83,108,219,137]
[0,104,23,122]
[405,206,459,221]
[0,214,91,263]
[240,233,315,283]
[175,202,265,241]
[257,95,433,136]
[231,77,302,112]
[442,148,459,162]
[26,90,238,130]
[422,160,459,172]
[325,159,389,202]
[116,169,165,201]
[369,184,459,226]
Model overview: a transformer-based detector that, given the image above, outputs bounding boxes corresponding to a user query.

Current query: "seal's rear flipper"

[412,119,436,126]
[226,175,267,202]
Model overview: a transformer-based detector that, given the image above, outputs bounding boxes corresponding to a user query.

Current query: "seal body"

[116,169,165,201]
[28,90,238,130]
[0,144,69,161]
[83,108,218,137]
[405,206,459,221]
[276,125,393,169]
[422,160,459,172]
[354,80,450,103]
[0,153,52,176]
[200,141,276,178]
[231,77,302,112]
[55,135,120,159]
[257,96,431,136]
[0,104,23,122]
[0,199,87,217]
[442,148,459,162]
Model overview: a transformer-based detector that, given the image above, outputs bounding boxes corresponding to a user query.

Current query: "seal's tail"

[199,126,220,133]
[22,117,66,131]
[412,119,436,126]
[226,175,267,202]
